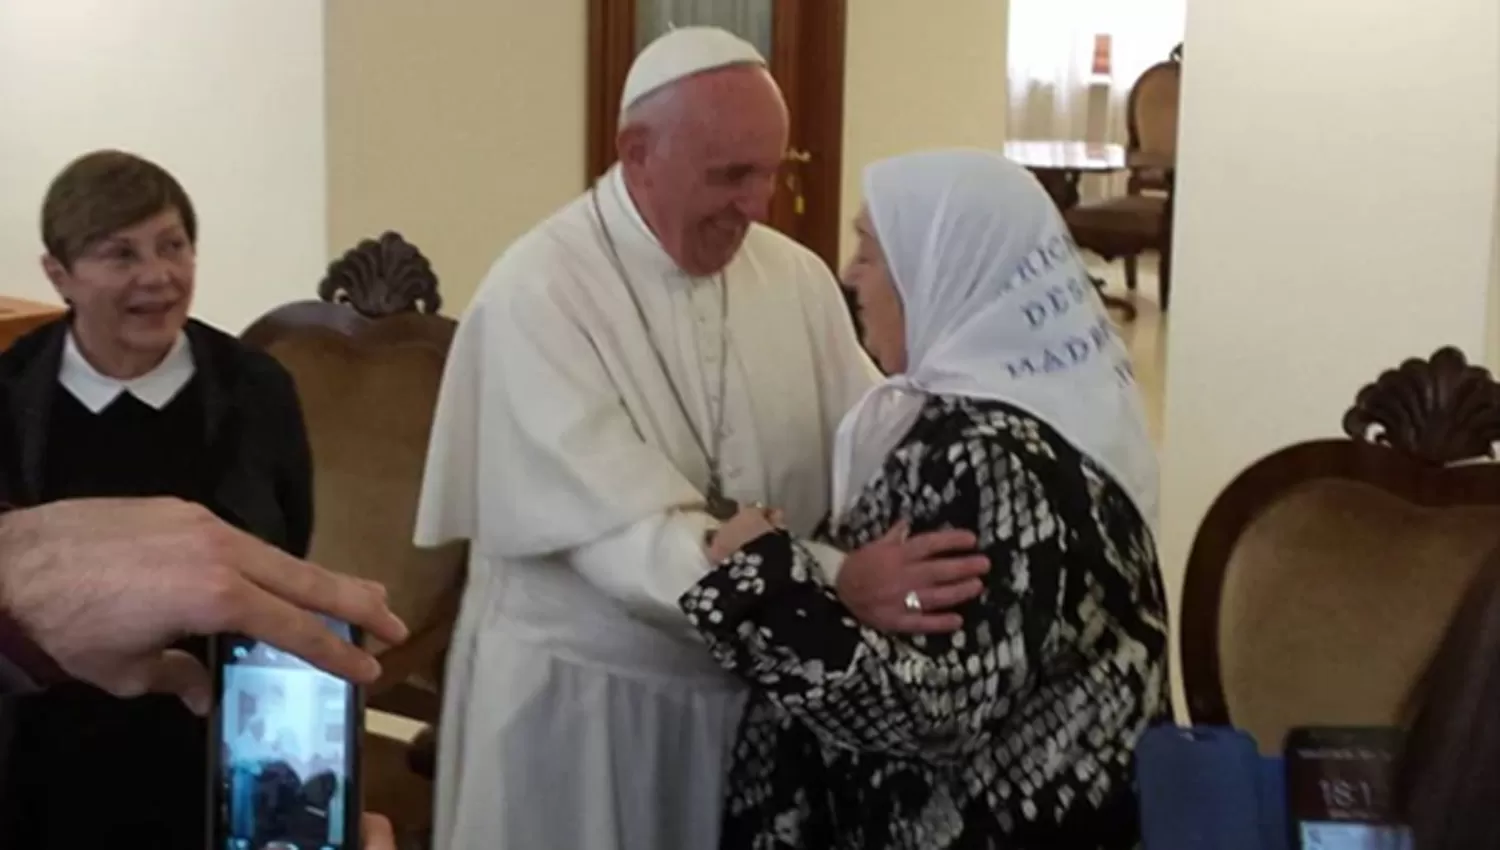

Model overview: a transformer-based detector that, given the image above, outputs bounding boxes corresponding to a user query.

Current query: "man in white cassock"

[412,27,977,850]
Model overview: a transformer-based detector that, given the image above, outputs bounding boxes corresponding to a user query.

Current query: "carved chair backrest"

[1181,348,1500,752]
[1127,55,1181,195]
[242,234,464,716]
[319,231,445,318]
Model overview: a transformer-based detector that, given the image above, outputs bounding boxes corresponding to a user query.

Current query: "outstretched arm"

[0,498,404,709]
[420,251,884,643]
[414,258,730,639]
[681,440,1061,760]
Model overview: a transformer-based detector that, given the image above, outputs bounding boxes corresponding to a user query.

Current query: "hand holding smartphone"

[208,617,365,850]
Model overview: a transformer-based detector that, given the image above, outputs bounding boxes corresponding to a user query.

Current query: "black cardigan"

[0,318,314,847]
[0,316,313,559]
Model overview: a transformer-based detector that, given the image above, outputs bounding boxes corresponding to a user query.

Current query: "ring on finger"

[903,589,923,613]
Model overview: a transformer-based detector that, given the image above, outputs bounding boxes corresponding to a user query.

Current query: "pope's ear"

[616,122,653,169]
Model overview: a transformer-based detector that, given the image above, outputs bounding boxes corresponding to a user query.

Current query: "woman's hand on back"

[836,521,989,634]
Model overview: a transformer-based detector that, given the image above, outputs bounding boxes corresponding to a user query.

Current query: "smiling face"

[39,151,198,378]
[44,210,195,373]
[841,205,907,374]
[617,64,789,276]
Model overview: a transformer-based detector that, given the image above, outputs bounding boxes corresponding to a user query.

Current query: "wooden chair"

[1180,348,1500,753]
[242,232,464,837]
[0,296,66,353]
[1065,51,1181,309]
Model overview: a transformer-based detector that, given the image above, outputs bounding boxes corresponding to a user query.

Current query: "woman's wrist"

[704,531,735,565]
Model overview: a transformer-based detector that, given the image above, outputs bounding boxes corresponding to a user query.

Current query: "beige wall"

[1488,162,1500,369]
[325,0,587,312]
[1161,0,1500,715]
[326,1,1010,311]
[839,0,1010,262]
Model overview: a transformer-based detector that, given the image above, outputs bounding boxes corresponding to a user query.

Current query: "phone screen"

[208,619,363,850]
[1297,821,1411,850]
[1285,727,1412,850]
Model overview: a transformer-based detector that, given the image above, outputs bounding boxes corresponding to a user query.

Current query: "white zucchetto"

[620,26,767,118]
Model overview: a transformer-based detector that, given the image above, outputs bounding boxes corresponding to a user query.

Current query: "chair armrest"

[367,584,461,723]
[370,582,463,694]
[372,620,453,693]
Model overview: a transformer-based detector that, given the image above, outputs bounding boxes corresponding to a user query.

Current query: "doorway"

[586,0,848,271]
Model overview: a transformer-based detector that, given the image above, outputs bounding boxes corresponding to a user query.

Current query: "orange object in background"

[0,296,66,352]
[1092,33,1113,77]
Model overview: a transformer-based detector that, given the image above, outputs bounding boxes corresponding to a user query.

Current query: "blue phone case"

[1137,725,1285,850]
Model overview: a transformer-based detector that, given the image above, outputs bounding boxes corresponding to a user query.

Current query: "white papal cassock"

[413,164,879,849]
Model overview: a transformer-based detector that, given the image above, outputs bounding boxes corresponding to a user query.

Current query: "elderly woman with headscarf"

[681,149,1170,849]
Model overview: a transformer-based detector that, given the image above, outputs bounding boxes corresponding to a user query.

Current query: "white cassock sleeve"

[569,512,718,639]
[569,259,875,631]
[556,256,878,627]
[416,251,721,635]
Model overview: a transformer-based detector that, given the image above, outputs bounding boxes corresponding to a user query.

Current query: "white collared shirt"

[58,331,196,414]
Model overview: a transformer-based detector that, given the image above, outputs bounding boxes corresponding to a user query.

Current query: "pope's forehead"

[675,64,781,107]
[672,69,786,146]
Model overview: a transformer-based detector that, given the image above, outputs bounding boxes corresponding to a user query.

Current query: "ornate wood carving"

[1342,347,1500,466]
[317,231,442,318]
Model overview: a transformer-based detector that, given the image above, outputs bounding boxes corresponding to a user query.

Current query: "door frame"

[585,0,848,270]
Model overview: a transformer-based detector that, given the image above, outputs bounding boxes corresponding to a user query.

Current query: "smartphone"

[207,618,365,850]
[1135,724,1275,850]
[1284,726,1411,850]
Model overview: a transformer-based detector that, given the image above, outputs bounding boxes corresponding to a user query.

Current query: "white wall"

[0,0,327,332]
[1161,0,1500,711]
[840,0,1010,262]
[1487,163,1500,369]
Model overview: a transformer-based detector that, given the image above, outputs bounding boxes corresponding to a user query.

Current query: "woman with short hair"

[0,149,314,848]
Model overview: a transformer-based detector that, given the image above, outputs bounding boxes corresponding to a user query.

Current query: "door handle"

[784,148,813,164]
[784,171,807,216]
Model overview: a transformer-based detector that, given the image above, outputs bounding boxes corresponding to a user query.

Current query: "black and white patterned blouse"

[680,396,1170,850]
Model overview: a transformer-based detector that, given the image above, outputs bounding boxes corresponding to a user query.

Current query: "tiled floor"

[1089,255,1168,445]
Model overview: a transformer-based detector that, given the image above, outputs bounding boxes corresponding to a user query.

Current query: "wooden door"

[587,0,848,271]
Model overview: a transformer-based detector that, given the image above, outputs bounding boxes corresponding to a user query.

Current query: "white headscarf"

[830,149,1159,532]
